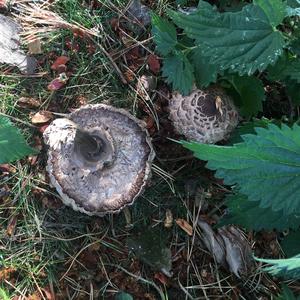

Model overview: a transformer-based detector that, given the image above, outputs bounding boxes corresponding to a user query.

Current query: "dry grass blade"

[13,0,127,83]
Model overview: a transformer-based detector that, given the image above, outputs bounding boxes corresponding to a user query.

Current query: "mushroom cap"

[169,87,239,144]
[43,104,155,216]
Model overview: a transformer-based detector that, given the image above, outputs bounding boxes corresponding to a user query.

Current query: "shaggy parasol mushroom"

[43,104,155,216]
[168,87,239,144]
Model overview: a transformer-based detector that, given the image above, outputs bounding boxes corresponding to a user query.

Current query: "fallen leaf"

[197,219,254,278]
[38,124,49,133]
[123,69,135,82]
[48,73,68,91]
[154,272,168,285]
[110,17,119,31]
[56,64,67,74]
[0,267,16,281]
[41,287,55,300]
[176,218,193,236]
[147,54,160,74]
[6,215,18,236]
[28,38,42,54]
[143,115,155,130]
[164,209,173,228]
[18,97,40,108]
[31,111,53,124]
[51,56,69,71]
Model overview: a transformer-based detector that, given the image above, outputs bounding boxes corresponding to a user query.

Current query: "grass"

[0,0,293,299]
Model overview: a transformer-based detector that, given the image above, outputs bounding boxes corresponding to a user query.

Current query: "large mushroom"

[43,104,155,216]
[168,87,239,144]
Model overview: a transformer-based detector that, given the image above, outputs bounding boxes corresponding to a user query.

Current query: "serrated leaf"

[253,0,287,27]
[268,53,300,83]
[289,38,300,55]
[276,284,300,300]
[281,231,300,257]
[219,194,300,230]
[285,79,300,106]
[226,75,265,117]
[0,116,36,163]
[169,1,286,76]
[162,51,194,95]
[228,118,276,144]
[286,0,300,16]
[181,123,300,215]
[190,48,218,88]
[256,254,300,279]
[151,14,177,56]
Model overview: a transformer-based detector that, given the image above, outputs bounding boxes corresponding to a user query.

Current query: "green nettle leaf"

[281,231,300,258]
[190,48,218,88]
[169,1,286,76]
[115,292,134,300]
[226,75,265,117]
[162,51,194,95]
[289,38,300,56]
[286,0,300,16]
[253,0,287,27]
[228,118,276,145]
[276,284,299,300]
[256,255,300,279]
[0,116,36,163]
[182,124,300,215]
[285,79,300,106]
[268,54,300,83]
[219,194,300,230]
[151,14,177,56]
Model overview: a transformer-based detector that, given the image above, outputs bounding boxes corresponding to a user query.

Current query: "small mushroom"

[43,104,155,216]
[168,87,239,144]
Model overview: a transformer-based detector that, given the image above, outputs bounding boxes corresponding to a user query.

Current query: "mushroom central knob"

[43,104,155,216]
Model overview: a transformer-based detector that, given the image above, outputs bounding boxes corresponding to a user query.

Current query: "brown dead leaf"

[123,68,135,82]
[154,272,168,285]
[41,287,55,300]
[47,73,68,91]
[31,111,53,124]
[6,215,18,236]
[0,164,16,174]
[51,56,70,71]
[176,218,193,236]
[197,219,254,278]
[18,97,40,108]
[28,38,42,54]
[110,17,119,31]
[148,54,160,74]
[0,267,16,281]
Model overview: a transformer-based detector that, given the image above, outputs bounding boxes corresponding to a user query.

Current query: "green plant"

[0,116,36,163]
[152,0,300,281]
[181,124,300,279]
[152,0,300,117]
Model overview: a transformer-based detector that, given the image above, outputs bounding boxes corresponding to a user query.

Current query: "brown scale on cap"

[168,87,239,144]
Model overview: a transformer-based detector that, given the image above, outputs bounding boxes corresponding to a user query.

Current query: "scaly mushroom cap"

[169,87,239,144]
[43,104,155,216]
